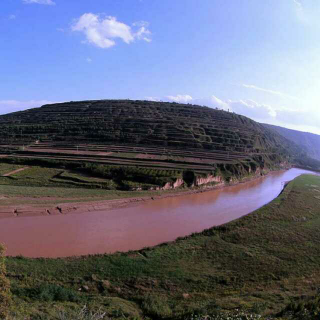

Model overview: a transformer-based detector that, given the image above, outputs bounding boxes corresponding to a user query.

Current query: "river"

[0,168,317,258]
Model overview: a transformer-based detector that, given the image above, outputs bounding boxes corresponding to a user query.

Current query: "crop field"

[0,163,182,207]
[0,141,259,172]
[3,174,320,319]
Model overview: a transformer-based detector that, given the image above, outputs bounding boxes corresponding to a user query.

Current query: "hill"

[0,100,317,189]
[264,123,320,161]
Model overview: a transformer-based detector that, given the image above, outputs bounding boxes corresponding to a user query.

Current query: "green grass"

[0,163,25,176]
[0,166,111,189]
[0,164,178,205]
[4,174,320,319]
[0,184,175,204]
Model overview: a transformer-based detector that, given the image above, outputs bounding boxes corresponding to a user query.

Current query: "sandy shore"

[0,169,287,219]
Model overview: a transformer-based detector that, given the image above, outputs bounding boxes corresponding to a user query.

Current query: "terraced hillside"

[0,100,308,175]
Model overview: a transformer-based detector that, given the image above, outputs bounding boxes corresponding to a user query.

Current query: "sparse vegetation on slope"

[265,124,320,161]
[0,100,311,175]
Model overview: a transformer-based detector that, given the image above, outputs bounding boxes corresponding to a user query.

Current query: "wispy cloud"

[86,58,92,63]
[166,95,193,103]
[133,21,152,42]
[8,14,16,20]
[71,13,152,49]
[23,0,56,5]
[145,97,161,102]
[293,0,302,10]
[242,84,298,100]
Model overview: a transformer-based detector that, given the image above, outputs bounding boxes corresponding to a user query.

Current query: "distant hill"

[264,124,320,161]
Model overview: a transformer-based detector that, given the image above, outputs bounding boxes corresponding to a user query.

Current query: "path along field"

[2,167,29,177]
[4,174,320,319]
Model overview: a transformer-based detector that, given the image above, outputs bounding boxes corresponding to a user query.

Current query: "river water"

[0,168,317,258]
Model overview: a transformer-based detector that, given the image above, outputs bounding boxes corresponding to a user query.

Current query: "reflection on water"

[0,168,317,258]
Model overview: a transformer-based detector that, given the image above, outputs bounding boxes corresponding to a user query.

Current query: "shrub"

[0,244,11,319]
[26,284,81,303]
[141,294,172,318]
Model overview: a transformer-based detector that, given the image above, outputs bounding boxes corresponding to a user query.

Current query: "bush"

[25,284,81,303]
[0,244,11,319]
[141,294,172,318]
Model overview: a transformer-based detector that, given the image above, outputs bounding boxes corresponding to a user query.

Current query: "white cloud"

[0,100,55,115]
[166,95,193,103]
[145,97,161,102]
[71,13,151,49]
[293,0,302,9]
[133,21,152,42]
[209,95,229,111]
[23,0,55,5]
[86,58,92,63]
[227,99,278,119]
[8,15,16,20]
[242,84,298,100]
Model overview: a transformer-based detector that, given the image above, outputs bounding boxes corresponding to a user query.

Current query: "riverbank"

[5,174,320,319]
[0,167,287,219]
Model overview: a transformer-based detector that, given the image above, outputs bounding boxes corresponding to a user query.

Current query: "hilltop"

[264,123,320,161]
[0,100,303,162]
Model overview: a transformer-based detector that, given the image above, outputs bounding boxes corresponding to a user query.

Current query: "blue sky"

[1,0,320,134]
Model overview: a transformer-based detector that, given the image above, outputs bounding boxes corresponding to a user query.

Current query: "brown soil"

[26,147,113,156]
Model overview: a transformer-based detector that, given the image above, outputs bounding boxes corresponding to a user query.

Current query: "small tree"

[0,244,11,319]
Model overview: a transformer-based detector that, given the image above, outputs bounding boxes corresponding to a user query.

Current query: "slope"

[264,123,320,161]
[0,100,316,182]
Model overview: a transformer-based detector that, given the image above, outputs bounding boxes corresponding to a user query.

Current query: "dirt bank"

[0,169,287,219]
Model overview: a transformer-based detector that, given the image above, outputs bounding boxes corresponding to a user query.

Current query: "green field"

[2,174,320,319]
[0,159,257,208]
[0,162,183,206]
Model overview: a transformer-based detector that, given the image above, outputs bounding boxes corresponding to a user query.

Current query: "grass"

[0,166,110,189]
[0,163,25,176]
[0,184,177,205]
[0,163,183,206]
[3,174,320,319]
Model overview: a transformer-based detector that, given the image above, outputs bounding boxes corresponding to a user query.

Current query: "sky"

[1,0,320,135]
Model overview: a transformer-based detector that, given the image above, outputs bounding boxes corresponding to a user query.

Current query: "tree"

[0,244,11,319]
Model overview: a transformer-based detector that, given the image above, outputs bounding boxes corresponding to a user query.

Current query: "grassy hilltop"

[3,174,320,319]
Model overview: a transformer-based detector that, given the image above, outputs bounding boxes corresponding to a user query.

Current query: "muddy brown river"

[0,168,317,258]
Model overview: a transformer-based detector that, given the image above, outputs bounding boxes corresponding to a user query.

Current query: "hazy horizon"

[1,0,320,135]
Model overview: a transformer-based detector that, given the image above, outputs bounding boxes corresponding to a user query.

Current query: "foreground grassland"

[3,174,320,319]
